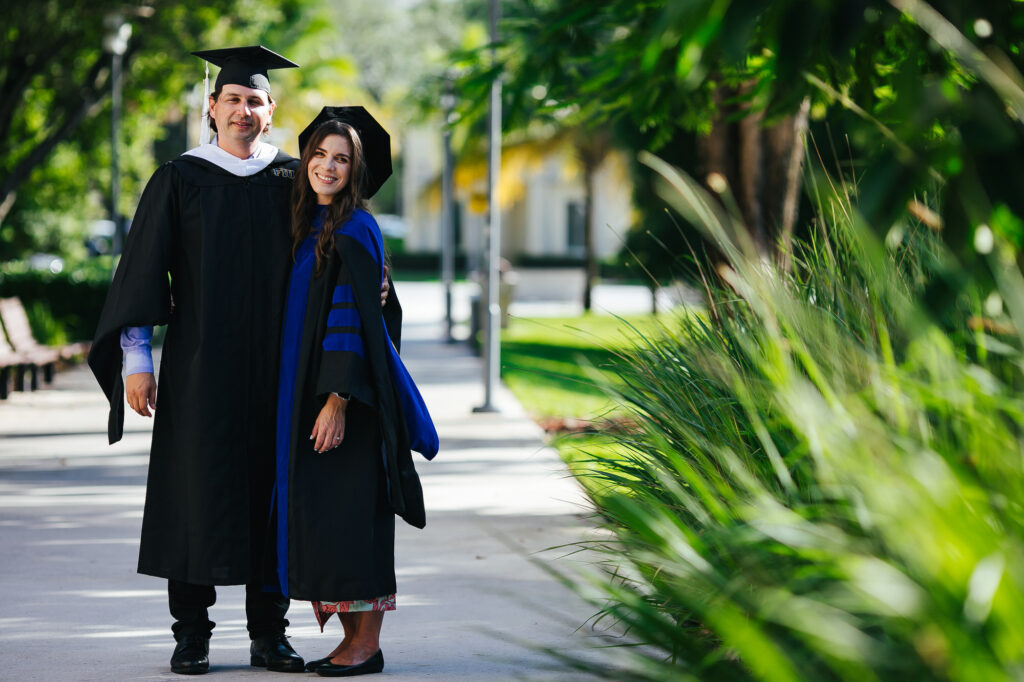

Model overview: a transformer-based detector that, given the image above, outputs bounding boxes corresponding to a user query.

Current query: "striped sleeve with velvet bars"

[337,213,438,461]
[315,275,374,407]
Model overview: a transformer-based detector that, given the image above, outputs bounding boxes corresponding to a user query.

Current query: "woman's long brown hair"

[290,120,367,276]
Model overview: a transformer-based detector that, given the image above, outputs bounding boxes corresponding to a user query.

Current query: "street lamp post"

[104,14,131,254]
[440,77,456,343]
[474,0,502,413]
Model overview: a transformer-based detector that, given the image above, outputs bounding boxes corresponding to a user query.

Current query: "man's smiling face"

[209,84,275,147]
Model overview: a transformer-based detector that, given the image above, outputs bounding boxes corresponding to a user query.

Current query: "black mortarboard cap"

[191,45,298,94]
[298,106,393,199]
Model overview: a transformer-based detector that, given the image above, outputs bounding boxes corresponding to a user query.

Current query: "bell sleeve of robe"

[314,266,375,408]
[337,216,438,462]
[88,164,176,444]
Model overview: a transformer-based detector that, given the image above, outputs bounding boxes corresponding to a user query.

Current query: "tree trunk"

[0,191,16,226]
[767,97,811,270]
[582,162,597,311]
[575,130,611,312]
[698,83,810,265]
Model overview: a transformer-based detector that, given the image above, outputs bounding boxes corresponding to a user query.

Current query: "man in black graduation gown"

[89,46,306,675]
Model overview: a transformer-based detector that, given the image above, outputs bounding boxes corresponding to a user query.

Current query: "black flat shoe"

[315,649,384,677]
[170,635,210,675]
[305,656,333,672]
[250,633,305,673]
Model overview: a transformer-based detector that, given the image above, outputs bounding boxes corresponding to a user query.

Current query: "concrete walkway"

[0,282,624,681]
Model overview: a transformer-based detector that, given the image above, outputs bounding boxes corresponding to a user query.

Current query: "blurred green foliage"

[459,0,1024,303]
[455,3,1024,676]
[0,0,342,261]
[545,154,1024,680]
[0,259,113,343]
[1,0,486,265]
[2,0,489,346]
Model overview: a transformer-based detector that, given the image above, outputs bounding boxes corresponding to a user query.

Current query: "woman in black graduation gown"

[272,107,438,677]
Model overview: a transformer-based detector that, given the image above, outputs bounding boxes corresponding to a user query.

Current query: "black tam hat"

[191,45,298,94]
[298,106,393,199]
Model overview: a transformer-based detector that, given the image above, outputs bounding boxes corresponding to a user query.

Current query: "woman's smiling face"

[307,134,352,205]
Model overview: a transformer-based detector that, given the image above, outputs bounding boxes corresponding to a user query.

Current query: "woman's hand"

[311,393,348,453]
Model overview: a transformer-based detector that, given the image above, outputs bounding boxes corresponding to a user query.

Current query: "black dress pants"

[168,580,290,641]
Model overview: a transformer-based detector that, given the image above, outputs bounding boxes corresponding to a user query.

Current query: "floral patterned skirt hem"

[311,594,397,631]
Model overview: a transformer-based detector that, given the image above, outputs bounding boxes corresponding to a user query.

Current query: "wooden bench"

[0,329,35,398]
[0,297,91,397]
[0,297,79,390]
[4,298,88,360]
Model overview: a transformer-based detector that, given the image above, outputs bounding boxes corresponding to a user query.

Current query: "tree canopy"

[457,0,1024,297]
[0,0,352,261]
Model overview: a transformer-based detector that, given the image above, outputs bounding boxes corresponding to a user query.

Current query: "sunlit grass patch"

[500,313,669,422]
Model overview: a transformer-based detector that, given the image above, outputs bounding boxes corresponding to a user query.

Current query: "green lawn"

[500,313,665,421]
[500,312,671,464]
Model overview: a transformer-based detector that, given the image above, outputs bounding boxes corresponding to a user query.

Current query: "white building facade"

[401,125,634,264]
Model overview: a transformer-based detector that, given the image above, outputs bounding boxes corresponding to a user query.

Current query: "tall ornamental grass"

[559,156,1024,681]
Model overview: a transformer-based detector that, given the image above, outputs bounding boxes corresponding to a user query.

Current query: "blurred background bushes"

[0,260,113,344]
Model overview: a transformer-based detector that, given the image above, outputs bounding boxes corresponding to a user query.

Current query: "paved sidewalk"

[0,282,616,681]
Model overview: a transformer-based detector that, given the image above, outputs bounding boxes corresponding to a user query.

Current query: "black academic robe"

[88,150,298,586]
[277,209,425,602]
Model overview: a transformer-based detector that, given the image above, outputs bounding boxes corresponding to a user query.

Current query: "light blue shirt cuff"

[120,326,154,376]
